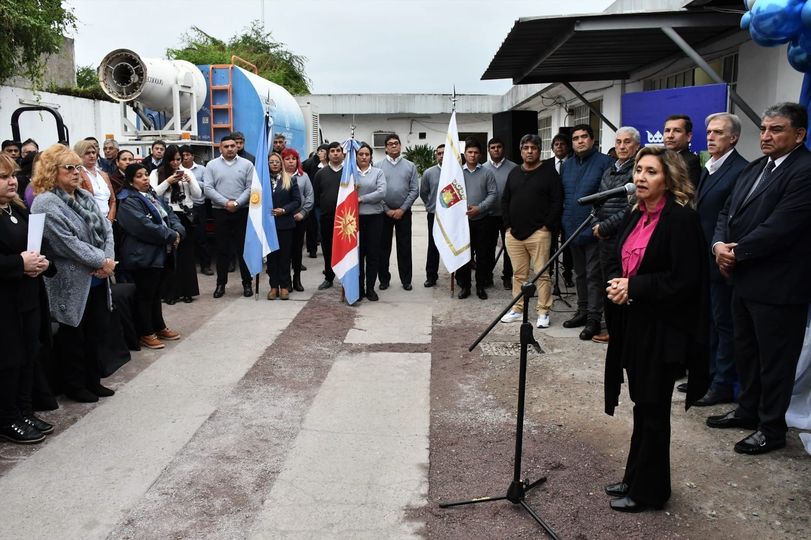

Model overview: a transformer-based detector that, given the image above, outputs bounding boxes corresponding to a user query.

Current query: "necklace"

[1,204,18,224]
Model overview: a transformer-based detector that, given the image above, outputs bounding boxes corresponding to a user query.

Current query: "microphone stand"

[439,203,604,539]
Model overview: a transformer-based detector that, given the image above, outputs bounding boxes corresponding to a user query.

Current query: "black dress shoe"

[693,387,735,407]
[243,284,254,297]
[89,383,115,397]
[563,312,587,328]
[458,287,471,299]
[403,283,413,291]
[300,264,307,271]
[706,409,758,430]
[604,482,629,497]
[23,415,54,435]
[293,276,304,292]
[579,321,601,340]
[610,496,658,513]
[424,279,436,288]
[65,388,99,403]
[308,251,317,258]
[213,284,226,298]
[379,281,390,290]
[317,280,333,290]
[0,421,45,444]
[165,297,176,305]
[734,430,786,455]
[366,290,379,301]
[502,277,512,290]
[182,296,193,303]
[201,266,214,276]
[476,287,488,300]
[676,382,688,393]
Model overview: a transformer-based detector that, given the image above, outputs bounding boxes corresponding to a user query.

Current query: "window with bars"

[568,99,603,151]
[539,116,553,158]
[643,52,738,91]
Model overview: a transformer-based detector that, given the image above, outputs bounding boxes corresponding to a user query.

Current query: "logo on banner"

[439,180,465,209]
[645,130,664,146]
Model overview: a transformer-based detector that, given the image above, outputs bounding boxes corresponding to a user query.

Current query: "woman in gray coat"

[31,144,117,403]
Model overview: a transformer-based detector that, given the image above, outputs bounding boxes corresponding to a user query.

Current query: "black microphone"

[577,183,636,206]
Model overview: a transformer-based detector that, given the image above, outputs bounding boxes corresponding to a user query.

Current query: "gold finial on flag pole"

[450,85,458,112]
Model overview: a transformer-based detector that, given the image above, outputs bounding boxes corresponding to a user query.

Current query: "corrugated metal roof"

[482,10,744,84]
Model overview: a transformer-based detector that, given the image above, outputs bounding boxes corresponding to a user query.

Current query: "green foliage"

[167,21,310,95]
[75,64,97,89]
[0,0,76,87]
[403,144,436,176]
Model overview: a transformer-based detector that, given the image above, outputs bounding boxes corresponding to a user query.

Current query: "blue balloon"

[802,1,811,27]
[788,29,811,72]
[751,23,791,46]
[741,11,752,30]
[750,0,805,44]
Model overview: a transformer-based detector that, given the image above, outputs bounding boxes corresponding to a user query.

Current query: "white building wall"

[317,113,493,164]
[735,42,804,160]
[0,85,134,152]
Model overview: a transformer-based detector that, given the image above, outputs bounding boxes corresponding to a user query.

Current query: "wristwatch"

[233,201,239,208]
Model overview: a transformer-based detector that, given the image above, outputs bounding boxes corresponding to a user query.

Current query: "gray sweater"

[483,159,517,217]
[357,166,387,215]
[376,156,418,211]
[463,165,498,221]
[293,173,314,217]
[31,190,115,326]
[419,164,441,213]
[203,155,254,209]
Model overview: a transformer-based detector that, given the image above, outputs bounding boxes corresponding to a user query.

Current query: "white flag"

[432,111,470,273]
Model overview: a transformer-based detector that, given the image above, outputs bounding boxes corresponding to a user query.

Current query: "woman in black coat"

[0,153,55,444]
[265,152,301,300]
[603,146,709,513]
[116,163,185,350]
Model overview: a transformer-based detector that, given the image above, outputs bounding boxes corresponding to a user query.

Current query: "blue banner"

[621,84,729,152]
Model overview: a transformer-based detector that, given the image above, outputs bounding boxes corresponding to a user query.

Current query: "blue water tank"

[197,65,306,159]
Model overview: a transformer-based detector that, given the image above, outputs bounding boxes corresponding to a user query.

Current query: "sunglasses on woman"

[60,164,83,172]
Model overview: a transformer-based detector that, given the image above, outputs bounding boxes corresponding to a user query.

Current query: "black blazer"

[0,205,56,369]
[605,196,709,415]
[712,145,811,304]
[679,149,702,187]
[696,149,748,282]
[116,188,185,270]
[271,176,301,231]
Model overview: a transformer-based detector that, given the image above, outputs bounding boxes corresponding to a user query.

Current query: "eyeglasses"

[60,164,83,172]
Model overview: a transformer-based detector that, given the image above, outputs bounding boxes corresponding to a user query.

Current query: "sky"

[67,0,614,95]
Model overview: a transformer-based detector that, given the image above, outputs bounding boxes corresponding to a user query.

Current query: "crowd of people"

[2,102,809,519]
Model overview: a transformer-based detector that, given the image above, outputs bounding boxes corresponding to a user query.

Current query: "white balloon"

[746,0,756,10]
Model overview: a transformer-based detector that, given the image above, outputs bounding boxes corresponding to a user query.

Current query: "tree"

[167,21,310,95]
[403,144,436,176]
[0,0,76,87]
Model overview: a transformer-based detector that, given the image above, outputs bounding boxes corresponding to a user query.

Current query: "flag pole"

[449,86,458,299]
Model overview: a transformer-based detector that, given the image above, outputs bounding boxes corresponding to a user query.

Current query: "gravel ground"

[408,288,811,540]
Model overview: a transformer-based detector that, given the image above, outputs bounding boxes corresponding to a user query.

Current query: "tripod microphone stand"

[439,204,603,539]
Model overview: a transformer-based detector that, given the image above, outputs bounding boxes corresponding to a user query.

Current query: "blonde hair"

[632,146,695,209]
[268,152,292,191]
[73,139,98,159]
[31,144,81,194]
[0,154,25,209]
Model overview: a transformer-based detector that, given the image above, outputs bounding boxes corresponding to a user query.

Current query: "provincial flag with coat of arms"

[331,138,361,305]
[243,114,279,278]
[432,111,470,273]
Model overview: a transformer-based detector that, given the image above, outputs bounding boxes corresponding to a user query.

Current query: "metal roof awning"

[482,10,744,85]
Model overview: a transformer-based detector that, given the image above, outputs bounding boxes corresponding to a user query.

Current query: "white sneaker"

[500,310,523,323]
[536,314,550,328]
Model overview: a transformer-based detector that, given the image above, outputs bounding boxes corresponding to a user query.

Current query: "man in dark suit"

[664,114,701,187]
[708,102,811,455]
[693,112,748,407]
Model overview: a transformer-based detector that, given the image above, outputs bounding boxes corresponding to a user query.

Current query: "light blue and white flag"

[243,114,279,277]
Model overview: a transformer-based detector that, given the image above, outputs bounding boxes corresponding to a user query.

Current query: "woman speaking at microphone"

[603,146,709,513]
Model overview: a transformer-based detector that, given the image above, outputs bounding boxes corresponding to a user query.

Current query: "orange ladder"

[208,65,234,149]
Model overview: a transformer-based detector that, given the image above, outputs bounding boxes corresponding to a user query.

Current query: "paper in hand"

[27,214,45,252]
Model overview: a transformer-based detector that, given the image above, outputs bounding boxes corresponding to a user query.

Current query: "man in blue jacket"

[560,124,613,340]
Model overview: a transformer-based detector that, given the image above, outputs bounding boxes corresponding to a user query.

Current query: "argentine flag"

[331,139,361,304]
[243,115,279,277]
